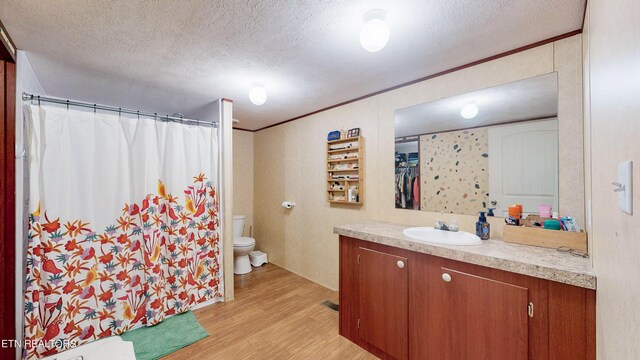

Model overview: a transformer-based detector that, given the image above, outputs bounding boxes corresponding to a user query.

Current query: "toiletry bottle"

[476,212,490,240]
[348,186,357,202]
[507,205,521,226]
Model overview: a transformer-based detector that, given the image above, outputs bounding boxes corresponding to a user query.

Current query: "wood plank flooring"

[165,263,377,359]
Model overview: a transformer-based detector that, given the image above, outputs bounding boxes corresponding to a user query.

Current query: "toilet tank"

[233,215,246,238]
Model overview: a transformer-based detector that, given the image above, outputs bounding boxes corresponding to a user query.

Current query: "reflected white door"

[488,119,558,215]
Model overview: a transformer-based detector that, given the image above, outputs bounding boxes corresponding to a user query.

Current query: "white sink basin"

[402,227,482,246]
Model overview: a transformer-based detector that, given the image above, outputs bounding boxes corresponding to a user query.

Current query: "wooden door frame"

[0,17,17,360]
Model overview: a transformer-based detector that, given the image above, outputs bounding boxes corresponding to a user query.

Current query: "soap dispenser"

[476,212,490,240]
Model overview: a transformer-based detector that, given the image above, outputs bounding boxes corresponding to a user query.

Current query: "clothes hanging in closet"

[395,166,419,209]
[413,173,420,210]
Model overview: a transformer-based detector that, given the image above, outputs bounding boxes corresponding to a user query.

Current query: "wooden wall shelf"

[327,136,364,205]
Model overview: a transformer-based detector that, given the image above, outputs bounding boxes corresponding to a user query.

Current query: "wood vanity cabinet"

[340,236,414,359]
[339,236,595,360]
[412,254,535,360]
[358,247,409,359]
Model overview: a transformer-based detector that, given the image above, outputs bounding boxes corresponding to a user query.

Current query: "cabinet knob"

[442,273,452,282]
[397,260,405,269]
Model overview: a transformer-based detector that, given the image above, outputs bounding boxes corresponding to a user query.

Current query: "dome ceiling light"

[249,86,267,106]
[460,103,479,119]
[360,9,390,52]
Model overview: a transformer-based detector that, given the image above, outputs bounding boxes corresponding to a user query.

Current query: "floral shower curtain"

[23,104,223,359]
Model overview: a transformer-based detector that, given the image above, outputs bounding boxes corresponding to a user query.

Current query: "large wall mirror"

[394,73,559,216]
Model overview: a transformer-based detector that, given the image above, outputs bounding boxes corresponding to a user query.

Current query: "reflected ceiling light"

[360,9,390,52]
[249,86,267,106]
[460,103,479,119]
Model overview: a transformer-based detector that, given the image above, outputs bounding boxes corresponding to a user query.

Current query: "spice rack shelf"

[327,136,364,205]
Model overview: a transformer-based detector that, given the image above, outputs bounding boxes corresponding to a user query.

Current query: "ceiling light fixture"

[360,9,390,52]
[249,86,267,106]
[460,103,479,119]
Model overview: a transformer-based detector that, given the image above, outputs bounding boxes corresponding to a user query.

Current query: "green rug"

[121,311,208,360]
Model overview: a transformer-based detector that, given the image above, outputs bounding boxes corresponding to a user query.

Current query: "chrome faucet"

[434,219,459,232]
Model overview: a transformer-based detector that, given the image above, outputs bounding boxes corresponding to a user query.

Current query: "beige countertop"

[334,221,596,290]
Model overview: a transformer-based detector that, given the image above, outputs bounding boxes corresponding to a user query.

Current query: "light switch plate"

[618,161,633,215]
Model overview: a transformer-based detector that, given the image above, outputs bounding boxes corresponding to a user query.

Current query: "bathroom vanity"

[335,222,596,360]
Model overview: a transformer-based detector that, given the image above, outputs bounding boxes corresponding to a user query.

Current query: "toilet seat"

[234,236,255,247]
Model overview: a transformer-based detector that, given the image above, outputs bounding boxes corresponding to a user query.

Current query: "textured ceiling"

[395,73,558,137]
[0,0,585,130]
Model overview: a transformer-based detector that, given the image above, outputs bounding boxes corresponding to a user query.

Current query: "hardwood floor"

[165,263,377,359]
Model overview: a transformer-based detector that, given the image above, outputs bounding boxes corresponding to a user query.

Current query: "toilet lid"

[234,237,255,246]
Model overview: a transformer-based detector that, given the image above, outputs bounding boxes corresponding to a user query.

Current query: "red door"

[358,247,408,359]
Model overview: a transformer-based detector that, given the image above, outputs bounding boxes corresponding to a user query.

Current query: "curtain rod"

[21,92,218,128]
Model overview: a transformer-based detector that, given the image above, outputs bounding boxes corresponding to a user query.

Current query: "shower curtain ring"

[37,96,41,106]
[94,104,97,114]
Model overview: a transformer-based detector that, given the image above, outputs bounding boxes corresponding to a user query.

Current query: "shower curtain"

[22,104,223,359]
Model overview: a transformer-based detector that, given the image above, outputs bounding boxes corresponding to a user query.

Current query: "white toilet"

[233,215,256,275]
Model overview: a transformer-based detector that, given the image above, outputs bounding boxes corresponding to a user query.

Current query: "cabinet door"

[358,247,408,360]
[426,267,529,360]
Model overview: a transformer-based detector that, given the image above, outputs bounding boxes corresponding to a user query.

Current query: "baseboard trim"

[268,260,338,292]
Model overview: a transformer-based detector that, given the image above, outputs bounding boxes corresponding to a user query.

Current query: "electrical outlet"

[617,161,633,215]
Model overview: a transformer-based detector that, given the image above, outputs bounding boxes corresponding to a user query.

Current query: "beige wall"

[254,35,584,290]
[233,129,254,236]
[585,1,640,358]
